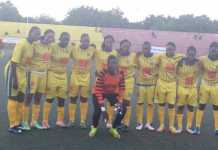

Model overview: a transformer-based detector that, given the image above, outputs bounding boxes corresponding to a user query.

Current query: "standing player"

[7,26,41,133]
[89,55,126,139]
[22,29,55,130]
[117,39,136,131]
[156,42,183,133]
[135,41,159,131]
[95,35,117,128]
[68,33,95,128]
[42,32,72,128]
[194,42,218,135]
[176,46,199,134]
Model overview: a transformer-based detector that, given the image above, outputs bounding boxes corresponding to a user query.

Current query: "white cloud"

[1,0,217,22]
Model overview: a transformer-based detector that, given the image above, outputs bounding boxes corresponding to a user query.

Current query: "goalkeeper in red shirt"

[89,55,126,139]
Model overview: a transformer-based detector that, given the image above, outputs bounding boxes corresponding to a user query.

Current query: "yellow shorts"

[156,79,176,105]
[124,77,135,101]
[69,73,90,98]
[46,71,67,99]
[177,85,198,107]
[30,71,47,94]
[137,85,155,105]
[199,81,218,105]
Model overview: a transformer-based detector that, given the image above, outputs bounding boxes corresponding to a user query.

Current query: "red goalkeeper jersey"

[93,69,125,105]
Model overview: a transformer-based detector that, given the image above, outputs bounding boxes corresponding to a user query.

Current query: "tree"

[0,1,22,22]
[63,6,128,28]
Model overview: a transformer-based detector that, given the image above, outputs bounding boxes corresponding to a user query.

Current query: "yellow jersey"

[95,49,117,73]
[136,53,159,85]
[177,58,199,88]
[49,44,73,73]
[118,52,136,79]
[11,39,34,68]
[158,54,183,82]
[200,56,218,85]
[71,46,95,75]
[31,43,53,71]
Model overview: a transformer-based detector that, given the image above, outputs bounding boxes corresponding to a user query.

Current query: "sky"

[2,0,218,22]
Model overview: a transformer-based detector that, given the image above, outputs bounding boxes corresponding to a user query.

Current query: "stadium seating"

[101,27,218,56]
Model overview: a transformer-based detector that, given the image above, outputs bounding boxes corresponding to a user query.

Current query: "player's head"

[119,39,131,56]
[102,35,114,51]
[208,42,218,60]
[28,26,41,42]
[166,42,176,57]
[186,46,197,61]
[107,55,118,74]
[59,32,70,48]
[142,41,151,54]
[80,33,90,49]
[41,29,55,44]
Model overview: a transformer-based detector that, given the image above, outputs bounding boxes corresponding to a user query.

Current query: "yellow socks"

[168,108,175,128]
[43,102,52,123]
[69,103,76,123]
[123,106,131,126]
[31,104,40,123]
[196,109,204,128]
[187,111,194,129]
[22,104,30,123]
[213,111,218,130]
[107,104,114,125]
[80,102,88,124]
[15,102,23,125]
[57,106,65,123]
[147,105,153,125]
[158,106,165,126]
[7,99,17,128]
[136,104,144,124]
[177,113,183,130]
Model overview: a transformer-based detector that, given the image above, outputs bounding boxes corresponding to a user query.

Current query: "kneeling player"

[42,32,72,129]
[89,55,126,139]
[176,46,199,134]
[194,42,218,135]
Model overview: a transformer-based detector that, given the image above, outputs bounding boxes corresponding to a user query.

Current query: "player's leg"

[186,88,198,134]
[56,97,66,127]
[166,82,177,134]
[110,94,127,139]
[7,96,22,134]
[211,86,218,135]
[31,92,43,129]
[121,78,134,131]
[16,92,25,126]
[106,101,114,128]
[176,86,186,133]
[194,84,209,135]
[145,86,155,131]
[156,82,166,132]
[42,98,54,129]
[136,86,145,130]
[89,94,102,138]
[79,86,89,128]
[68,82,79,127]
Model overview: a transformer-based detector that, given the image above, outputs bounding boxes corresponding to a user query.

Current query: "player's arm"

[117,71,125,104]
[10,42,24,89]
[94,70,105,106]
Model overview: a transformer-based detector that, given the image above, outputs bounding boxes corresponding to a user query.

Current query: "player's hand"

[101,106,109,123]
[114,103,123,115]
[13,79,18,90]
